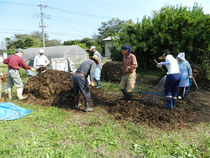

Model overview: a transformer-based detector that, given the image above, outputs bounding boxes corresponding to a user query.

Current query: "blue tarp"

[0,102,32,121]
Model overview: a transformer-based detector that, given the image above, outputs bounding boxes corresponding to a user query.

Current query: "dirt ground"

[23,69,210,130]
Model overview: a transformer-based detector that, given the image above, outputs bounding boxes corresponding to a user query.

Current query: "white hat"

[177,52,186,61]
[90,46,96,51]
[39,49,45,54]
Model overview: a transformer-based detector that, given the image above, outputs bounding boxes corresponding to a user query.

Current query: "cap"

[39,49,45,54]
[16,48,24,53]
[90,46,96,51]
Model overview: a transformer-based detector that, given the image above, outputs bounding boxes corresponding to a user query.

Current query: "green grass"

[0,69,209,157]
[0,102,209,158]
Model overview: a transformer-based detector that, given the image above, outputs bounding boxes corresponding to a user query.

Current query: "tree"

[98,18,127,39]
[31,31,49,41]
[111,4,210,71]
[46,39,62,47]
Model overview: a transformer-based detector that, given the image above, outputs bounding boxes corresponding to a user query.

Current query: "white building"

[103,37,113,57]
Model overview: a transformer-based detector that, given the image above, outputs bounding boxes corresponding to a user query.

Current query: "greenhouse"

[23,45,88,64]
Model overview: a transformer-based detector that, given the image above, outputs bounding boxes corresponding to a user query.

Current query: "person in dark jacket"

[3,48,35,100]
[73,55,99,112]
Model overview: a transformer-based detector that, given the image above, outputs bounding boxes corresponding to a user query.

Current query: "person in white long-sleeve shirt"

[33,49,50,70]
[157,49,181,109]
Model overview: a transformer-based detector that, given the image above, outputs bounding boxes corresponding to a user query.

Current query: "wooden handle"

[192,76,199,89]
[154,59,165,73]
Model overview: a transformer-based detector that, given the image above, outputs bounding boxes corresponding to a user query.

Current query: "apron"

[179,61,189,87]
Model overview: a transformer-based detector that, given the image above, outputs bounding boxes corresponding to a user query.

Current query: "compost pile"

[36,67,47,74]
[191,64,210,90]
[23,69,209,129]
[101,61,124,82]
[24,70,76,108]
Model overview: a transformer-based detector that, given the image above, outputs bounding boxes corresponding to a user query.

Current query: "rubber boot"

[84,100,94,112]
[163,98,173,109]
[127,92,132,101]
[17,88,27,100]
[121,89,128,100]
[74,96,81,109]
[173,97,177,108]
[96,80,101,89]
[8,87,12,99]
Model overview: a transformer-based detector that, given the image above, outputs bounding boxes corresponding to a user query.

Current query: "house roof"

[103,37,113,41]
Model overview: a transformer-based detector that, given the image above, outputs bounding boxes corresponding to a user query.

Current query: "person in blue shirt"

[176,52,192,99]
[157,50,181,109]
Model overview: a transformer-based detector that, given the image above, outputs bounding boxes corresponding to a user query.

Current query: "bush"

[111,4,210,71]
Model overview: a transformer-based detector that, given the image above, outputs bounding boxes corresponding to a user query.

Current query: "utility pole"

[38,4,47,47]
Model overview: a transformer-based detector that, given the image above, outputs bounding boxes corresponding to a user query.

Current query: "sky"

[0,0,210,48]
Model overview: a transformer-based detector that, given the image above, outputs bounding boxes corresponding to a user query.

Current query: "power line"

[0,1,36,7]
[48,6,112,19]
[0,1,112,19]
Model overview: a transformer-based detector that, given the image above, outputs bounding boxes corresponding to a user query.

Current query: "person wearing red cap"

[3,48,35,100]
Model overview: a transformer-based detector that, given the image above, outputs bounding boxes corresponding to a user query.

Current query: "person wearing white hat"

[33,49,50,70]
[89,46,102,89]
[176,52,192,99]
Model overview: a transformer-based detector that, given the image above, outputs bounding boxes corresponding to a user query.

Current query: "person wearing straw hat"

[176,52,192,99]
[3,48,35,100]
[73,55,99,112]
[157,49,181,109]
[120,45,138,101]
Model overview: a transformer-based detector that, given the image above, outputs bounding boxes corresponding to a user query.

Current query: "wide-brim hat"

[90,55,99,64]
[177,52,186,61]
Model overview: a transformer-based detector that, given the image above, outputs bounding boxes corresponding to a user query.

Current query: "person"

[3,48,35,100]
[176,52,192,99]
[89,46,102,89]
[33,49,49,70]
[73,55,99,112]
[119,45,138,101]
[157,49,181,109]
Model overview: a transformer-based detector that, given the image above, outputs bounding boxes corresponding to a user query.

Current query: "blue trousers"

[165,73,181,98]
[94,67,101,81]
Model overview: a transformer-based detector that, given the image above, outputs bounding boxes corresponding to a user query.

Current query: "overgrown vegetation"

[111,4,210,71]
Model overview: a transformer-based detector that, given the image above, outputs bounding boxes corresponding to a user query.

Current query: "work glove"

[89,82,95,87]
[189,75,193,79]
[31,68,36,71]
[156,63,162,68]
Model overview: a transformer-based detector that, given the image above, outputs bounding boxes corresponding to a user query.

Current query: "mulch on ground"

[23,69,210,130]
[101,61,124,82]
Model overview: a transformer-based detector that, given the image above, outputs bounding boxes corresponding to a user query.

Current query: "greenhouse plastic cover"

[23,45,88,64]
[0,102,32,121]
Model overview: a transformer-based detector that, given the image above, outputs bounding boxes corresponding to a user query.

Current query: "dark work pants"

[165,73,181,98]
[73,73,91,100]
[178,87,187,98]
